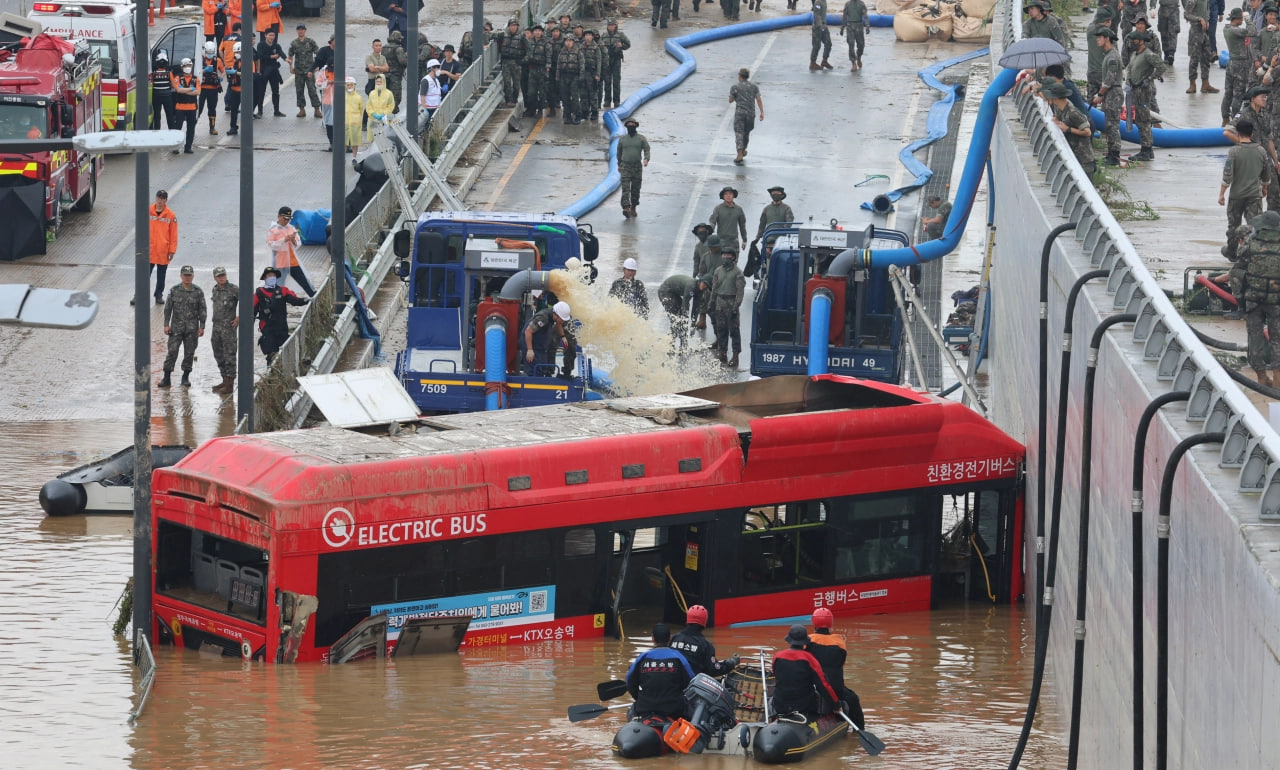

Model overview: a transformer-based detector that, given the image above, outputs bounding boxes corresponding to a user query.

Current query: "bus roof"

[154,375,1024,532]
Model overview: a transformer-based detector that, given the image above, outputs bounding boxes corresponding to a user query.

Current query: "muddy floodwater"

[1,419,1064,768]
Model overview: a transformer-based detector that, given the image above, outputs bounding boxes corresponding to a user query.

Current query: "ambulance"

[27,0,135,129]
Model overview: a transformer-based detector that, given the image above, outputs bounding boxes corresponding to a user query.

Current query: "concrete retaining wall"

[988,90,1280,767]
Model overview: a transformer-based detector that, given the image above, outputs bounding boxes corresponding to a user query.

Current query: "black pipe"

[1190,325,1246,352]
[1036,222,1077,603]
[1011,264,1105,769]
[1130,390,1191,770]
[1066,313,1136,769]
[1157,432,1224,770]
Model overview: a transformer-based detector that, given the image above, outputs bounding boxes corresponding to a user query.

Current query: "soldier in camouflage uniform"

[159,265,207,389]
[499,19,526,108]
[1156,0,1179,64]
[524,25,552,117]
[695,234,722,328]
[1090,27,1124,167]
[1118,0,1146,38]
[1228,87,1280,210]
[287,24,321,117]
[1043,81,1097,175]
[1024,0,1069,72]
[459,20,493,68]
[600,19,630,109]
[811,0,833,70]
[729,68,763,165]
[651,0,672,28]
[1240,211,1280,387]
[547,27,566,117]
[1222,10,1253,124]
[1220,118,1270,266]
[1185,0,1219,93]
[1126,31,1165,161]
[581,30,604,121]
[1123,16,1161,66]
[209,266,238,394]
[710,246,746,368]
[617,117,650,217]
[557,36,586,124]
[1086,7,1116,102]
[382,30,408,114]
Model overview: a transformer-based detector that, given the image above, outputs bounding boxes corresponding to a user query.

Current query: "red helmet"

[686,605,709,626]
[812,607,834,628]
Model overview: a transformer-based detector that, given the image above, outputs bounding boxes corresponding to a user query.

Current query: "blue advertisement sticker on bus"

[374,586,556,640]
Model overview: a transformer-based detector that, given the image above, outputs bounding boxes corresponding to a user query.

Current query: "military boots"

[158,371,172,389]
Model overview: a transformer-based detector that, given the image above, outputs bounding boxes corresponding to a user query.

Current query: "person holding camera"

[254,267,310,366]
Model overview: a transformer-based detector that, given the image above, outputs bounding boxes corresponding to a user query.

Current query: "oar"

[834,709,886,756]
[597,679,628,701]
[567,702,630,723]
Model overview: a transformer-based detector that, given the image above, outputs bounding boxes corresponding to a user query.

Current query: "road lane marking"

[485,116,548,211]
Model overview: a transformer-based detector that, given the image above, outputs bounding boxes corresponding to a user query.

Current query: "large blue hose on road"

[1086,106,1231,147]
[862,47,990,213]
[560,13,892,218]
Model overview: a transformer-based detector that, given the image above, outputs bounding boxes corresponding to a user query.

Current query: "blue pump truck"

[749,223,911,383]
[392,211,603,414]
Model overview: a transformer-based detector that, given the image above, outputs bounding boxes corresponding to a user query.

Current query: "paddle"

[597,679,628,701]
[567,702,630,723]
[834,709,886,756]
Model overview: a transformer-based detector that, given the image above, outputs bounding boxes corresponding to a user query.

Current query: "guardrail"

[250,0,581,432]
[997,1,1280,515]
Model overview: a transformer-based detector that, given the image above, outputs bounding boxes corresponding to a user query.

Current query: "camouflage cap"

[212,266,227,277]
[698,273,714,287]
[1229,7,1244,18]
[606,17,618,25]
[1040,81,1071,99]
[707,234,723,247]
[1094,26,1118,40]
[1266,3,1279,14]
[389,30,403,41]
[1252,210,1280,231]
[1248,85,1270,99]
[180,265,194,275]
[1024,0,1047,9]
[1129,30,1152,41]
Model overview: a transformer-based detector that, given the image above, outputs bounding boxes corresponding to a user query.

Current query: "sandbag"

[876,0,926,13]
[957,0,997,19]
[291,209,333,245]
[951,13,991,42]
[894,4,954,42]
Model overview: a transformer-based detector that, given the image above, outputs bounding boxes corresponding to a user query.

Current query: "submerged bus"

[150,374,1025,663]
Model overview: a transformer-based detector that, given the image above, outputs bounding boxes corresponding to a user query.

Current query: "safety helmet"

[622,257,637,271]
[233,42,242,53]
[686,605,708,626]
[812,607,834,629]
[180,57,193,67]
[553,301,571,321]
[155,49,169,61]
[203,41,216,55]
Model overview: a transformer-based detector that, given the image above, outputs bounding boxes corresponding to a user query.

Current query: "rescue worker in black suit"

[670,604,739,677]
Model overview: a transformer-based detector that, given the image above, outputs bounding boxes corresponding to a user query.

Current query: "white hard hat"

[622,258,638,271]
[180,57,193,66]
[554,301,571,321]
[427,58,441,69]
[531,289,543,298]
[203,41,216,55]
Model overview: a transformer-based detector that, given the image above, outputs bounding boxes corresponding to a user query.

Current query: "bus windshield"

[156,520,268,625]
[0,104,48,140]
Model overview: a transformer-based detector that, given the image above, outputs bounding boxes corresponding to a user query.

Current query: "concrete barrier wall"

[987,88,1280,767]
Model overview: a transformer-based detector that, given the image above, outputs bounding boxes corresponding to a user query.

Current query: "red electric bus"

[150,374,1024,663]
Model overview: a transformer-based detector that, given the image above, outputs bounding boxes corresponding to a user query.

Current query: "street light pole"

[238,0,256,428]
[132,0,153,648]
[332,0,347,305]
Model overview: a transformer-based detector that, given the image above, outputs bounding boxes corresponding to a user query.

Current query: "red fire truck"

[0,29,103,259]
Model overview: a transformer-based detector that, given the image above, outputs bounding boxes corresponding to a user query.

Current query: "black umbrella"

[0,182,47,261]
[367,0,424,20]
[998,38,1071,70]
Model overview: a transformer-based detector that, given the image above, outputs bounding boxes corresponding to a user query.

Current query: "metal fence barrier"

[996,0,1280,516]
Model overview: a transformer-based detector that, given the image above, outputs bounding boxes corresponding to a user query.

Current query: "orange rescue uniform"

[150,204,179,264]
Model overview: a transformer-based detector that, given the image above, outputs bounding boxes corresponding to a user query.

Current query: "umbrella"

[367,0,424,20]
[998,38,1071,70]
[0,182,47,261]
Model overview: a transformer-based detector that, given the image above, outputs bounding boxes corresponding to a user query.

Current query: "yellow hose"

[970,534,997,603]
[664,565,689,614]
